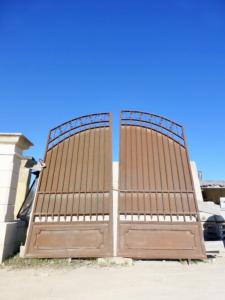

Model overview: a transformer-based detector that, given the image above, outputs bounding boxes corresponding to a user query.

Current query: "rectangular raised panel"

[27,223,112,258]
[35,229,104,250]
[124,229,195,250]
[118,223,205,259]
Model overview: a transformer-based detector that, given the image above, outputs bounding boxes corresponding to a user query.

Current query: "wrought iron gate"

[118,110,206,259]
[25,113,112,258]
[25,110,206,259]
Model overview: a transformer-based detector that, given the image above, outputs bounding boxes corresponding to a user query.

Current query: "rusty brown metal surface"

[25,113,113,258]
[118,110,206,259]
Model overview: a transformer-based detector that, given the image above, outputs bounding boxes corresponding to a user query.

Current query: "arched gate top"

[121,110,185,146]
[47,112,111,150]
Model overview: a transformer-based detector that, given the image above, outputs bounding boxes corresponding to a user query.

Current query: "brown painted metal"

[118,110,206,259]
[25,113,113,258]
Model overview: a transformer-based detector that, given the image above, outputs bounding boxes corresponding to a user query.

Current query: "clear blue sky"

[0,0,224,179]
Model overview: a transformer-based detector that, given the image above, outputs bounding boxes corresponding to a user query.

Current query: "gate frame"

[117,110,206,259]
[24,112,113,258]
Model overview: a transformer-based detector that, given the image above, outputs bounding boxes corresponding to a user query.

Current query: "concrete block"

[0,222,18,262]
[15,145,23,156]
[0,144,16,155]
[0,220,26,263]
[1,243,16,260]
[0,170,14,188]
[0,187,17,205]
[0,155,14,170]
[190,161,203,203]
[19,245,25,258]
[220,197,225,209]
[0,133,32,263]
[0,225,6,245]
[204,241,225,253]
[9,169,20,190]
[0,187,11,205]
[97,257,133,266]
[0,222,17,246]
[0,156,21,173]
[0,204,15,222]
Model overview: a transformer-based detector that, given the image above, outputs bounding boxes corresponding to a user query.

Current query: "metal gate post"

[112,161,119,257]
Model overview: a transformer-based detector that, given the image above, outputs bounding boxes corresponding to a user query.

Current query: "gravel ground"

[0,257,224,300]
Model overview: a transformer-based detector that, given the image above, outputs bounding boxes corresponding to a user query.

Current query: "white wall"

[0,133,33,262]
[190,161,203,204]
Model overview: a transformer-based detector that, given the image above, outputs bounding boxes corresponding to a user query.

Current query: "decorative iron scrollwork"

[121,110,185,146]
[48,113,111,149]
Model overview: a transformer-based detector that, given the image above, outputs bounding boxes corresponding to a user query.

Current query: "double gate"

[25,111,206,259]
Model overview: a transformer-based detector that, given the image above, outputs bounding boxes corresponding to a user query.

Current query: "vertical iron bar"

[63,136,71,220]
[161,134,169,220]
[134,126,140,219]
[150,129,158,221]
[172,140,184,220]
[102,120,106,220]
[57,139,66,221]
[156,128,164,220]
[84,127,91,221]
[146,127,151,220]
[73,130,81,220]
[39,130,54,220]
[90,123,96,220]
[140,114,146,221]
[96,127,101,221]
[78,130,86,220]
[49,140,61,222]
[67,134,75,222]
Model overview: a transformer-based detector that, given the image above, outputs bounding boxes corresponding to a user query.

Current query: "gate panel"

[25,113,112,257]
[118,110,206,259]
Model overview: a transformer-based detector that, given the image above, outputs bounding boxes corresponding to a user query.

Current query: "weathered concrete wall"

[0,133,33,262]
[202,188,225,205]
[190,161,203,203]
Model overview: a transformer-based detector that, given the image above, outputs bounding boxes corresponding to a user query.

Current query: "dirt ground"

[0,257,225,300]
